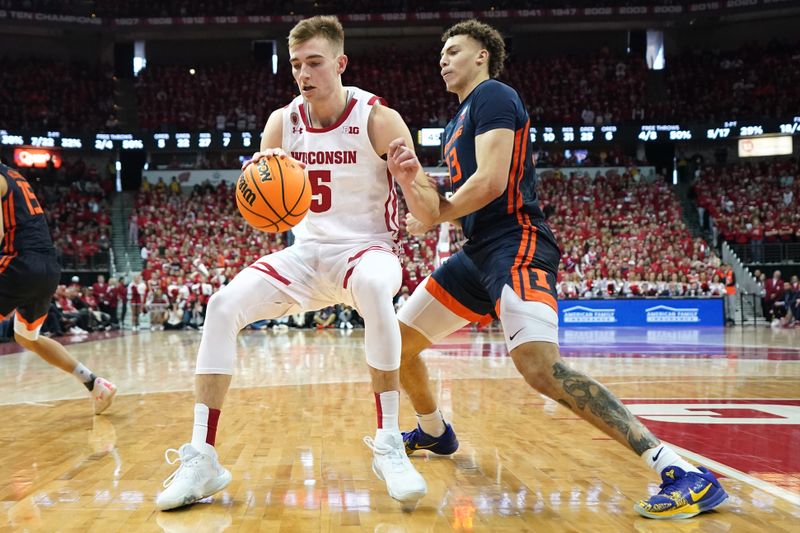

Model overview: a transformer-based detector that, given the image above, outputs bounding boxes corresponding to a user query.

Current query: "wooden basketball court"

[0,327,798,531]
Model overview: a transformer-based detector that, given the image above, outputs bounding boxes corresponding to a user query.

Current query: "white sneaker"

[92,377,117,415]
[156,444,232,511]
[364,430,427,503]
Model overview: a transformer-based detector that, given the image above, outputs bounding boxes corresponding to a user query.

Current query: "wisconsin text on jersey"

[290,150,357,165]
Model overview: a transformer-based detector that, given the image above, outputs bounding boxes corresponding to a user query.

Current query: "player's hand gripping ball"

[236,156,311,233]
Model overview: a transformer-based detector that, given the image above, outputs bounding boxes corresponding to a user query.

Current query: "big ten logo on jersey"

[341,125,360,135]
[290,112,304,135]
[9,169,44,216]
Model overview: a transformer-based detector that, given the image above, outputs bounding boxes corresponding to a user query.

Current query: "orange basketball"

[235,156,311,233]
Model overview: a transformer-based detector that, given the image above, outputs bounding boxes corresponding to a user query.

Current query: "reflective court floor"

[0,326,798,532]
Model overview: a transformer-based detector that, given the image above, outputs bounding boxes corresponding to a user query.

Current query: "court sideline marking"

[666,440,800,506]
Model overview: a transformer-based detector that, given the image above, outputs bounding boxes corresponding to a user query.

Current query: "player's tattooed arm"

[551,362,659,455]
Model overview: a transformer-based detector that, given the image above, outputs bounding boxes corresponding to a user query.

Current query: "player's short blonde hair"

[288,16,344,55]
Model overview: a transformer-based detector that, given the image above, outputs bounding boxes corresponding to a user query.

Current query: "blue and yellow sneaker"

[401,424,459,456]
[634,466,728,519]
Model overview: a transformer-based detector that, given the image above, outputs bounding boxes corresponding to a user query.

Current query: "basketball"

[235,156,311,233]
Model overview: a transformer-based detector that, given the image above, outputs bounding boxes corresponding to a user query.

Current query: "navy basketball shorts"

[398,220,561,350]
[0,251,60,340]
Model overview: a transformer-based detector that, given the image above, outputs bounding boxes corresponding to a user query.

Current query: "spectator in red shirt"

[764,270,784,321]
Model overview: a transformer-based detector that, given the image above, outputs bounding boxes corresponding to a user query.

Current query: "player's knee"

[352,274,395,304]
[14,331,38,348]
[205,290,242,328]
[510,342,561,393]
[399,322,430,360]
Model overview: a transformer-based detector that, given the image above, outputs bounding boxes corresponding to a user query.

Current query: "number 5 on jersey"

[308,170,331,213]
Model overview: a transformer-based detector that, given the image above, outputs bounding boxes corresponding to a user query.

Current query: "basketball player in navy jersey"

[388,20,727,519]
[0,163,117,414]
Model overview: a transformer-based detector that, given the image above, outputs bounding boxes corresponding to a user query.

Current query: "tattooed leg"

[510,342,659,455]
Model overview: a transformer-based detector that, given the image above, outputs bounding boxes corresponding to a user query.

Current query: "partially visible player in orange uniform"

[0,162,117,414]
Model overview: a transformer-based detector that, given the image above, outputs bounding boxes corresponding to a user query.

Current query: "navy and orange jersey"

[1,163,54,257]
[442,79,543,242]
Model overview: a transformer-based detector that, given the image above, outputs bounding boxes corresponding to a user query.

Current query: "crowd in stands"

[131,40,798,132]
[537,167,731,299]
[108,166,736,334]
[692,159,800,249]
[127,167,740,305]
[129,177,297,330]
[0,58,114,132]
[504,50,649,125]
[754,269,800,328]
[655,41,799,124]
[135,65,294,131]
[3,39,797,134]
[4,155,788,342]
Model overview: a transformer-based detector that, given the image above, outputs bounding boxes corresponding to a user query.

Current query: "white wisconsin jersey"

[282,86,399,246]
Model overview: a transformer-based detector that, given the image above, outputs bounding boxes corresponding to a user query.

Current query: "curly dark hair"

[441,19,506,78]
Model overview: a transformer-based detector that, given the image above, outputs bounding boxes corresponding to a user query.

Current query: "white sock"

[376,391,399,431]
[642,443,701,474]
[72,363,95,384]
[417,409,446,438]
[191,403,217,453]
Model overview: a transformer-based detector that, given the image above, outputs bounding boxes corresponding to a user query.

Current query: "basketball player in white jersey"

[156,16,439,510]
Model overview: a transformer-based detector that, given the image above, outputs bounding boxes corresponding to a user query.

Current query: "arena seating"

[0,57,114,132]
[3,40,796,133]
[693,159,800,245]
[692,159,799,257]
[20,158,743,337]
[133,180,287,283]
[135,64,294,131]
[538,167,727,298]
[133,40,799,131]
[24,161,113,269]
